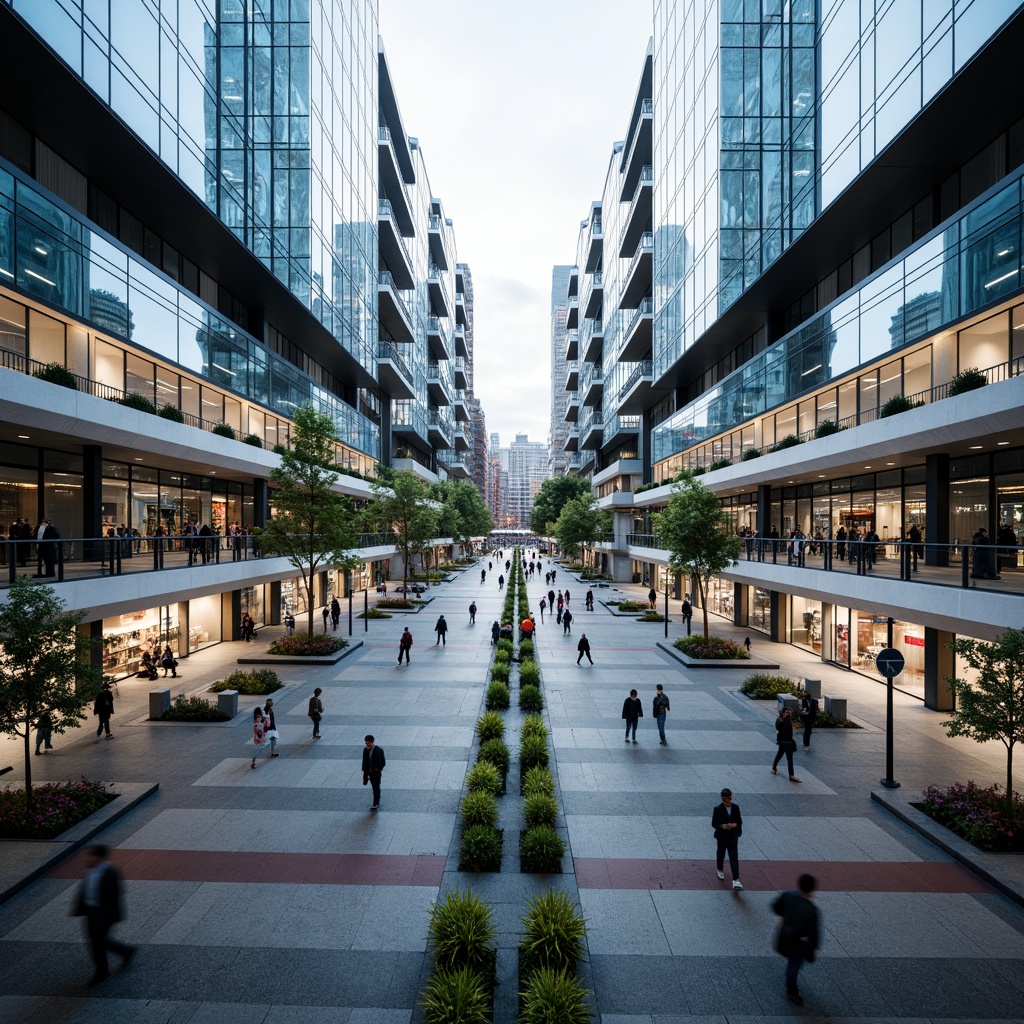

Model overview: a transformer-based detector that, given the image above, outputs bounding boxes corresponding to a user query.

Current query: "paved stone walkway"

[1,560,1023,1022]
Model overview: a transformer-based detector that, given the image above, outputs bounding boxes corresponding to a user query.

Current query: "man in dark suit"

[772,873,820,1005]
[712,787,743,890]
[361,734,386,811]
[36,518,60,577]
[73,844,134,985]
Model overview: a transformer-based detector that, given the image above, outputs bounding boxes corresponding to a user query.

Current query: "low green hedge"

[522,765,555,798]
[267,633,347,656]
[160,695,229,722]
[673,634,749,659]
[459,825,503,872]
[520,685,544,713]
[485,681,510,710]
[520,825,564,873]
[209,669,282,694]
[740,673,798,700]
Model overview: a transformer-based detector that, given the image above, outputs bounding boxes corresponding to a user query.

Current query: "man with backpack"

[398,626,413,664]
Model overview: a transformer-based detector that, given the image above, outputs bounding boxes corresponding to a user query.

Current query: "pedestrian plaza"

[1,561,1023,1023]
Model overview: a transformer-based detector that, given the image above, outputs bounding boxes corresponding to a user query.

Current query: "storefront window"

[996,472,1024,570]
[0,465,37,529]
[707,577,734,620]
[950,477,988,557]
[851,611,925,699]
[749,586,771,633]
[188,594,222,651]
[103,605,179,678]
[831,606,850,665]
[790,595,821,652]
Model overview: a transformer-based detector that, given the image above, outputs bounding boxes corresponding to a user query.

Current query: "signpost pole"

[881,617,900,789]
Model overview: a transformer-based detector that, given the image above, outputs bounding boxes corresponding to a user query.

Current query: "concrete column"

[770,590,787,643]
[253,478,269,529]
[732,582,747,626]
[757,484,772,537]
[82,445,103,557]
[821,603,834,662]
[177,601,189,659]
[269,581,282,624]
[925,453,949,566]
[924,627,955,711]
[224,590,241,641]
[78,619,103,675]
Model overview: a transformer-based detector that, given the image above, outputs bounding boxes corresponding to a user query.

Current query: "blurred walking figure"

[73,844,134,986]
[772,874,820,1005]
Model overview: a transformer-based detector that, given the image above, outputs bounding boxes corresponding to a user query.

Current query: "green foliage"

[427,888,495,975]
[615,600,647,611]
[494,647,511,664]
[477,738,510,775]
[945,630,1024,811]
[420,965,490,1024]
[709,459,732,471]
[428,479,493,547]
[554,494,612,561]
[530,475,592,535]
[519,661,541,686]
[637,610,667,621]
[690,465,706,476]
[209,669,282,694]
[653,476,744,637]
[0,577,102,812]
[256,404,361,635]
[485,681,510,710]
[520,890,587,978]
[243,433,263,448]
[673,634,750,659]
[523,793,558,830]
[741,447,762,461]
[490,662,510,685]
[520,825,564,873]
[918,782,1024,852]
[357,607,391,619]
[518,639,535,660]
[813,710,858,728]
[375,598,413,609]
[267,633,347,656]
[814,419,840,438]
[740,674,798,699]
[158,403,185,422]
[522,765,555,798]
[879,394,922,418]
[460,791,499,830]
[369,469,439,591]
[161,694,229,722]
[519,684,544,713]
[475,711,506,743]
[465,761,502,796]
[519,968,590,1024]
[770,433,802,451]
[521,714,548,740]
[212,422,236,439]
[121,392,157,414]
[459,825,503,872]
[947,366,988,396]
[519,733,549,772]
[33,362,78,389]
[0,779,115,840]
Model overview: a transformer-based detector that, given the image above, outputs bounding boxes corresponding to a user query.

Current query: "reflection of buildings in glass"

[88,289,134,338]
[889,291,942,348]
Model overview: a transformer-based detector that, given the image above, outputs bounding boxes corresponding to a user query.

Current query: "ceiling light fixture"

[970,445,983,450]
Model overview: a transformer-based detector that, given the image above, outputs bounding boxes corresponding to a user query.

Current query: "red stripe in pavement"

[574,858,994,893]
[48,849,446,887]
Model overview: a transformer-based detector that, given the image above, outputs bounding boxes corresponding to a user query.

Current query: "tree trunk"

[1008,742,1014,816]
[23,720,33,813]
[699,578,710,637]
[306,578,315,636]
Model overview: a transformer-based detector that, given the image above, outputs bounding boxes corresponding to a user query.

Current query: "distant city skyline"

[378,0,653,448]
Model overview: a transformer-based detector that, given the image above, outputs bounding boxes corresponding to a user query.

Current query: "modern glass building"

[560,1,1024,708]
[0,1,472,666]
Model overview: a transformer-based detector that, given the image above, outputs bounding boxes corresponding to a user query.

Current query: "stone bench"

[149,688,170,720]
[777,693,801,715]
[803,677,822,698]
[217,689,239,719]
[824,695,848,720]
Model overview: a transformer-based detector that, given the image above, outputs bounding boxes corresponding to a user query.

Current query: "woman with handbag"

[771,707,801,782]
[251,707,269,769]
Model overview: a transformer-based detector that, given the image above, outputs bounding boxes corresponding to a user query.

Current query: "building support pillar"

[78,619,104,676]
[924,627,955,711]
[269,581,282,625]
[821,603,834,662]
[757,484,771,538]
[224,590,242,641]
[253,478,269,530]
[925,453,949,566]
[770,590,787,644]
[82,446,103,558]
[733,582,747,627]
[177,601,189,658]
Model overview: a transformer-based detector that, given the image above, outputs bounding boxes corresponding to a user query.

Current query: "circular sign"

[875,647,905,678]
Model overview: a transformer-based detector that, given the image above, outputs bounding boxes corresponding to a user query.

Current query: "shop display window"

[103,606,179,678]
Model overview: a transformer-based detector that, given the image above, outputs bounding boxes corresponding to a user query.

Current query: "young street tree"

[432,480,493,556]
[257,403,362,635]
[0,577,102,812]
[530,476,591,537]
[371,469,439,591]
[945,629,1024,812]
[554,495,610,563]
[652,474,744,637]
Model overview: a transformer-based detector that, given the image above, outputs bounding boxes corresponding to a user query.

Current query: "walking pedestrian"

[712,788,743,890]
[285,612,296,635]
[481,568,486,584]
[498,574,504,590]
[73,844,134,986]
[362,734,386,811]
[308,688,323,738]
[35,711,53,755]
[398,626,413,663]
[585,589,594,611]
[648,587,657,609]
[771,707,801,782]
[576,632,592,665]
[469,601,477,624]
[264,698,280,757]
[800,692,818,752]
[322,605,330,631]
[556,592,564,624]
[539,597,547,622]
[330,597,341,631]
[909,523,923,572]
[490,621,500,645]
[548,588,555,610]
[621,688,643,743]
[772,874,820,1005]
[160,644,177,677]
[434,614,448,646]
[653,683,670,744]
[562,608,573,634]
[521,616,535,642]
[681,596,693,635]
[250,707,269,768]
[836,525,847,562]
[94,683,114,739]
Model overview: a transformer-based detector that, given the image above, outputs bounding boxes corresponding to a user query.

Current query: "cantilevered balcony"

[453,425,470,452]
[618,297,653,362]
[565,360,579,391]
[619,99,653,202]
[378,127,415,235]
[377,340,415,400]
[564,391,580,422]
[620,232,653,308]
[604,413,641,448]
[564,424,580,452]
[566,294,579,329]
[616,359,657,414]
[428,214,450,271]
[453,388,470,422]
[582,363,604,406]
[377,199,415,289]
[620,166,653,261]
[564,329,579,362]
[566,451,583,474]
[428,263,451,319]
[453,355,468,390]
[445,457,470,479]
[567,264,579,298]
[455,290,467,327]
[583,271,603,319]
[427,316,451,361]
[378,271,415,344]
[582,318,604,363]
[428,412,453,449]
[426,362,451,405]
[585,212,603,274]
[580,408,604,450]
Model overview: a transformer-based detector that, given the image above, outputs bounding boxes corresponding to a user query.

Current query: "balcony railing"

[377,341,414,387]
[626,231,654,280]
[379,270,414,324]
[624,296,654,338]
[582,363,604,388]
[378,199,413,268]
[618,359,654,400]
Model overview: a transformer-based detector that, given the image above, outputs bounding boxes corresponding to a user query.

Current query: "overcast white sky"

[378,0,653,449]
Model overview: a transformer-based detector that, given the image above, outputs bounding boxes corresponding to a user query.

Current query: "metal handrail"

[377,341,413,387]
[624,297,654,340]
[378,199,414,269]
[618,359,654,400]
[625,232,654,284]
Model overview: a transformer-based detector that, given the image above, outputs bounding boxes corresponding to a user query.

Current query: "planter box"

[657,641,779,669]
[238,640,363,665]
